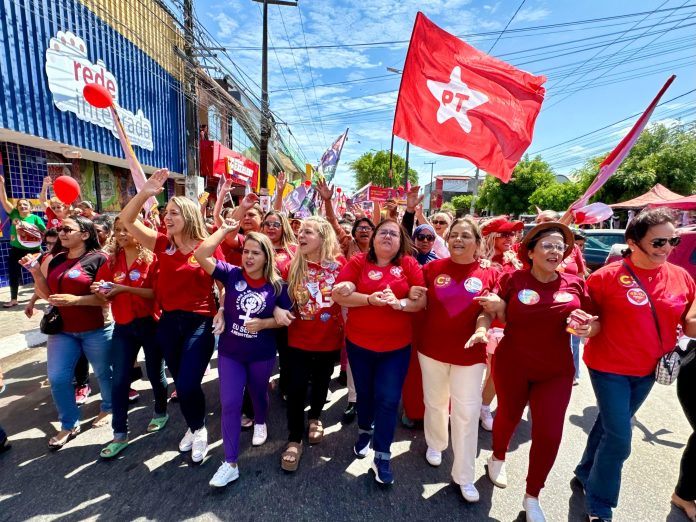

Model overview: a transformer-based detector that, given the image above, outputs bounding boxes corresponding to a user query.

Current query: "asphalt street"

[0,346,691,522]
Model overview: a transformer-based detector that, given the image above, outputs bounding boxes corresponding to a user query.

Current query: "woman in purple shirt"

[195,222,292,488]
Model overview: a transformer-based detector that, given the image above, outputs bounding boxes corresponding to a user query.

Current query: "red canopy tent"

[610,183,684,208]
[649,194,696,210]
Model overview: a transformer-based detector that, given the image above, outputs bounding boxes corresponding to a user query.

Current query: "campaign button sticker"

[518,289,540,305]
[67,268,81,279]
[553,291,574,303]
[627,288,648,306]
[390,266,403,278]
[320,312,331,322]
[235,280,248,292]
[464,277,483,294]
[618,274,635,287]
[368,270,383,280]
[434,274,451,287]
[113,271,126,283]
[187,255,200,268]
[128,269,141,281]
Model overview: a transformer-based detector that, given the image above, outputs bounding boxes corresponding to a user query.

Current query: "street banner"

[225,151,259,184]
[350,183,372,204]
[284,184,308,214]
[393,12,546,183]
[317,129,349,184]
[569,75,676,212]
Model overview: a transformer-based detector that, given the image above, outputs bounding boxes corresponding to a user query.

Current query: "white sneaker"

[252,423,267,446]
[480,406,494,431]
[179,428,194,452]
[425,447,442,467]
[191,427,208,463]
[460,483,480,503]
[523,496,546,522]
[209,461,239,487]
[487,455,507,488]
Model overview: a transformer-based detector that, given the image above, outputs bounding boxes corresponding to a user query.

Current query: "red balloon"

[83,84,114,109]
[53,176,80,204]
[304,180,312,187]
[336,187,342,193]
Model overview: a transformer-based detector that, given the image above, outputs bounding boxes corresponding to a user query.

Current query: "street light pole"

[424,160,436,212]
[253,0,297,191]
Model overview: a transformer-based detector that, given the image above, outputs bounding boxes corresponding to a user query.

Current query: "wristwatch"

[399,299,408,311]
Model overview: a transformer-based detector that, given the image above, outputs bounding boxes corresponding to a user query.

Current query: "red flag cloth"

[393,12,546,183]
[570,75,675,211]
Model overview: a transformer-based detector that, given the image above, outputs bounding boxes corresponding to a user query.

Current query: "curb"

[0,328,47,360]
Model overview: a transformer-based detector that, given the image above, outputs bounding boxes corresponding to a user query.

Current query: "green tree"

[349,150,419,189]
[529,182,582,212]
[574,123,696,204]
[450,194,485,213]
[477,155,556,215]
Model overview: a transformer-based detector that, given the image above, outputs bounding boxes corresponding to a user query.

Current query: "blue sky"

[197,0,696,191]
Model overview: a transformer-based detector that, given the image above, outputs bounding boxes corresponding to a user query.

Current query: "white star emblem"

[427,66,489,133]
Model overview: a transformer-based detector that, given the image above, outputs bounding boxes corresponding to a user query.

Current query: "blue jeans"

[111,317,168,438]
[47,325,114,430]
[574,368,654,519]
[571,336,581,379]
[157,311,214,431]
[346,339,411,459]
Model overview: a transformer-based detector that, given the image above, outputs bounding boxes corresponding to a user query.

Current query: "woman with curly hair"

[91,217,168,459]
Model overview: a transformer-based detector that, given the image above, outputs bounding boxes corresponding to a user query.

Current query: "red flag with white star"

[393,12,547,183]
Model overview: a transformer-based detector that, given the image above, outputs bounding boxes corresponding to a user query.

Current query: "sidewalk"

[0,283,47,360]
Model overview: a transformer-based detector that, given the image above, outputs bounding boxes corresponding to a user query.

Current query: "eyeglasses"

[431,220,449,226]
[377,230,400,238]
[262,221,282,229]
[497,232,515,238]
[650,236,681,248]
[57,226,80,234]
[50,206,64,211]
[416,234,435,242]
[356,225,373,232]
[539,241,567,253]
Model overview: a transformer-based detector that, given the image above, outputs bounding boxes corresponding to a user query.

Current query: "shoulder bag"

[40,256,83,335]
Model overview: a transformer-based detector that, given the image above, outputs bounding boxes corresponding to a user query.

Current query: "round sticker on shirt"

[235,280,248,292]
[434,274,452,287]
[320,312,331,322]
[187,255,199,268]
[113,271,126,283]
[51,218,59,226]
[67,268,81,279]
[128,269,141,281]
[368,270,383,281]
[390,266,403,278]
[553,291,574,303]
[518,289,540,305]
[618,274,635,287]
[463,277,483,294]
[626,288,648,306]
[165,245,176,256]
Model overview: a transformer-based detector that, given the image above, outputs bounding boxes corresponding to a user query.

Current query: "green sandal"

[147,415,169,433]
[100,440,128,459]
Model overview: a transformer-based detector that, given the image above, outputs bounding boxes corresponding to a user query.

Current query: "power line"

[488,0,526,53]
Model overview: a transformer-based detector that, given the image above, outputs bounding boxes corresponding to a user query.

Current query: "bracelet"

[366,295,372,306]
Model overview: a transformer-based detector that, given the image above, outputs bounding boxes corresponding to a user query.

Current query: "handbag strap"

[622,261,662,345]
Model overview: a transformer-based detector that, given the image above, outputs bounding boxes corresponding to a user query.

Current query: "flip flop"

[92,412,112,428]
[100,440,128,459]
[48,427,81,449]
[146,415,169,433]
[2,302,17,308]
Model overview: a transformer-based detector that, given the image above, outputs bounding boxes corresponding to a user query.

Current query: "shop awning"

[610,183,684,209]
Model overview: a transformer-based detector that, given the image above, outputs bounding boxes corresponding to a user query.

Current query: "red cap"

[481,217,523,236]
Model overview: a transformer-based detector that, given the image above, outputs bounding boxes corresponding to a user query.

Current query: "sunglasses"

[497,232,515,238]
[539,241,567,253]
[416,234,435,242]
[431,220,449,226]
[262,221,282,229]
[650,236,681,248]
[57,226,81,234]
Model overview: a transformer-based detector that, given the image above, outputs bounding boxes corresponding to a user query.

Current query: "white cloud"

[515,7,551,23]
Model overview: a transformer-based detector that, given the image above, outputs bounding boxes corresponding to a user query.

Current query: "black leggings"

[676,356,696,501]
[8,246,37,300]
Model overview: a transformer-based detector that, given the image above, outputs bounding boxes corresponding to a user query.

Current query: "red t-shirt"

[583,259,696,377]
[274,245,296,276]
[286,258,345,352]
[336,253,425,352]
[218,232,244,267]
[497,270,591,374]
[419,258,499,366]
[153,234,224,316]
[44,207,63,230]
[96,250,159,324]
[47,251,108,332]
[557,244,586,277]
[491,252,520,275]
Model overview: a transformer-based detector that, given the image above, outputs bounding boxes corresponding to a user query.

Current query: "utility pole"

[424,161,436,212]
[183,0,198,180]
[253,0,297,191]
[403,142,410,190]
[470,167,480,215]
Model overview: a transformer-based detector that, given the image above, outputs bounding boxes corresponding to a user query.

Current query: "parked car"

[582,229,627,271]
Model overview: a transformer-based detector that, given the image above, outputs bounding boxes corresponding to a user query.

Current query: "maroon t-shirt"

[47,251,108,332]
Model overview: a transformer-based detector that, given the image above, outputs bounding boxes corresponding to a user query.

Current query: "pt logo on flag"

[427,67,488,133]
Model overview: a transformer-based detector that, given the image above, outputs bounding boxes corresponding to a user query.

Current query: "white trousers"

[419,352,485,485]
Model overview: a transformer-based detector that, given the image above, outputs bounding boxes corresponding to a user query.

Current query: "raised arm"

[0,175,13,214]
[213,178,234,228]
[119,169,169,251]
[316,178,349,241]
[194,220,240,275]
[39,176,51,208]
[273,171,287,212]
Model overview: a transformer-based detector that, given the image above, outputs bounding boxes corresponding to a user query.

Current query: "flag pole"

[404,142,410,190]
[388,133,395,188]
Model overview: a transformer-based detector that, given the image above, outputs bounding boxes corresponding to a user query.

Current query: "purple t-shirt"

[213,260,291,362]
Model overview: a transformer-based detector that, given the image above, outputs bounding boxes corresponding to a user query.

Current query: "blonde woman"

[120,169,225,464]
[91,217,168,458]
[280,217,345,472]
